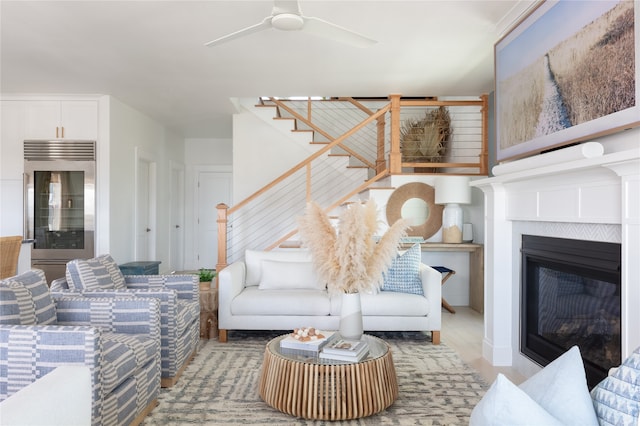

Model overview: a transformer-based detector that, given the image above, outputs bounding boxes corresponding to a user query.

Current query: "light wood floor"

[441,306,526,385]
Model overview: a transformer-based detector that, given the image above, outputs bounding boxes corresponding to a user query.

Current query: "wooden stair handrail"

[264,169,390,251]
[269,98,376,170]
[228,104,391,215]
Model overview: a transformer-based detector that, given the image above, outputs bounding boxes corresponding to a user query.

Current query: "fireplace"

[521,235,621,388]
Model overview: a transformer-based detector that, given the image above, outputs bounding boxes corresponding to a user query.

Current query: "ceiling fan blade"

[302,16,377,48]
[204,17,272,47]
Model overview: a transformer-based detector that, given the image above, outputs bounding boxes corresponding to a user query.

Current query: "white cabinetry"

[25,100,98,140]
[0,101,27,178]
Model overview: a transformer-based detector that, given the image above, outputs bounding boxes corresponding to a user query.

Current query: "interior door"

[135,152,156,261]
[170,164,185,272]
[197,171,231,269]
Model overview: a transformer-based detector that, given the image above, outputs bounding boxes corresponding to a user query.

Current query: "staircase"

[217,95,488,268]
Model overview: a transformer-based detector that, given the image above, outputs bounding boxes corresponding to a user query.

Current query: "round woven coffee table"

[258,334,398,420]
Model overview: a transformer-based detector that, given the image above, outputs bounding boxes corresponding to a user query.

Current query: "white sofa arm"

[0,366,91,426]
[218,261,247,330]
[420,263,442,331]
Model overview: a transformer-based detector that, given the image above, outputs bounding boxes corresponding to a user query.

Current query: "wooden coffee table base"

[258,339,398,420]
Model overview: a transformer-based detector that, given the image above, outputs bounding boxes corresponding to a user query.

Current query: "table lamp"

[435,176,471,243]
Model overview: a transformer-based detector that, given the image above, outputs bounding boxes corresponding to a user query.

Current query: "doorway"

[196,170,231,269]
[170,162,185,272]
[135,148,157,261]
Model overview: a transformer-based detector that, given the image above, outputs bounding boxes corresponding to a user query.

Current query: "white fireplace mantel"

[472,145,639,378]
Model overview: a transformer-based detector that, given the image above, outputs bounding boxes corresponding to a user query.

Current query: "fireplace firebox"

[521,235,621,389]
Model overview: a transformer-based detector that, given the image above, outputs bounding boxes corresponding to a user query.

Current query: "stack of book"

[279,330,337,357]
[319,338,369,362]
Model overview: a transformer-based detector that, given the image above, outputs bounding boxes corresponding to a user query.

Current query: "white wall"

[104,96,184,272]
[185,138,232,165]
[232,107,319,202]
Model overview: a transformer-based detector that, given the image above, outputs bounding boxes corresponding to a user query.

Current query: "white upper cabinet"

[25,100,98,140]
[0,101,27,179]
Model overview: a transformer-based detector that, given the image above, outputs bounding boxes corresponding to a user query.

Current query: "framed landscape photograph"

[495,0,639,162]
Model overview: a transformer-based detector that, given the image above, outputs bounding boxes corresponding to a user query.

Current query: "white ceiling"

[0,0,535,139]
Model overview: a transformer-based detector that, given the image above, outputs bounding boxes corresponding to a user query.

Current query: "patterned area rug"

[142,331,488,425]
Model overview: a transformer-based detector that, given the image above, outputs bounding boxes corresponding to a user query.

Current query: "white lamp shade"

[435,176,471,205]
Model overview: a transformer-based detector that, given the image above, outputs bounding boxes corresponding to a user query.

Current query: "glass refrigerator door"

[33,170,85,250]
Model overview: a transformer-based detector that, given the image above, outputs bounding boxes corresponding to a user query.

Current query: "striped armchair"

[0,269,161,426]
[50,254,200,387]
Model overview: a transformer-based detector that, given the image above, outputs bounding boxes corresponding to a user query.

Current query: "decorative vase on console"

[297,200,410,340]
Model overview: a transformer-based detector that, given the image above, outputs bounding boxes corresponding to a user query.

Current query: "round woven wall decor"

[386,182,443,239]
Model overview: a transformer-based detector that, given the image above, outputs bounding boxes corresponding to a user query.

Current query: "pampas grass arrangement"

[297,200,409,295]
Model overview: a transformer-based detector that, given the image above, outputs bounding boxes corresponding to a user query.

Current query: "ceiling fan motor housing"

[271,13,305,31]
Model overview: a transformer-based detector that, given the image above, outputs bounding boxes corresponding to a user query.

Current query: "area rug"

[142,331,488,425]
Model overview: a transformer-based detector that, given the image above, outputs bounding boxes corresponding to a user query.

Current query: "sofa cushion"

[330,291,430,316]
[101,331,159,395]
[231,286,330,316]
[382,244,423,295]
[245,249,311,287]
[258,260,324,290]
[591,346,640,426]
[66,254,127,291]
[0,269,57,325]
[471,346,598,425]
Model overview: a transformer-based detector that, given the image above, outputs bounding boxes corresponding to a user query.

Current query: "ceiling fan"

[204,0,377,48]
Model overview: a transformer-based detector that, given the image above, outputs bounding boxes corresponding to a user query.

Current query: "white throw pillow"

[470,374,563,426]
[518,346,598,426]
[258,260,325,290]
[245,249,311,286]
[470,346,598,426]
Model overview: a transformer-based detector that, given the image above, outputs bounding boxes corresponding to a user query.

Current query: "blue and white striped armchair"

[50,254,200,387]
[0,269,161,426]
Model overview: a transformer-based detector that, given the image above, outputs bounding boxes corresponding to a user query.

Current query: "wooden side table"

[259,334,398,420]
[432,266,457,314]
[403,243,484,313]
[199,281,218,339]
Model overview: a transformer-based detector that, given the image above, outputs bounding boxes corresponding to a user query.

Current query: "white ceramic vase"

[339,292,363,340]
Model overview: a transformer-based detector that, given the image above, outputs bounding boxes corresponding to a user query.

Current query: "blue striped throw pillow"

[66,254,126,291]
[591,346,640,425]
[0,269,57,325]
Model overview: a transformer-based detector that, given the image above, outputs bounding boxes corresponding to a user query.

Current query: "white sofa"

[218,249,442,344]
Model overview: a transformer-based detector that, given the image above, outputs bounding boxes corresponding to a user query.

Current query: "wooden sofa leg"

[219,329,228,343]
[432,331,441,345]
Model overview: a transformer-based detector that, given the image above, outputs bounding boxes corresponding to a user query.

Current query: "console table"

[118,261,161,275]
[402,243,484,313]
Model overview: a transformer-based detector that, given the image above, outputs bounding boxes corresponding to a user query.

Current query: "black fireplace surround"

[521,235,621,389]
